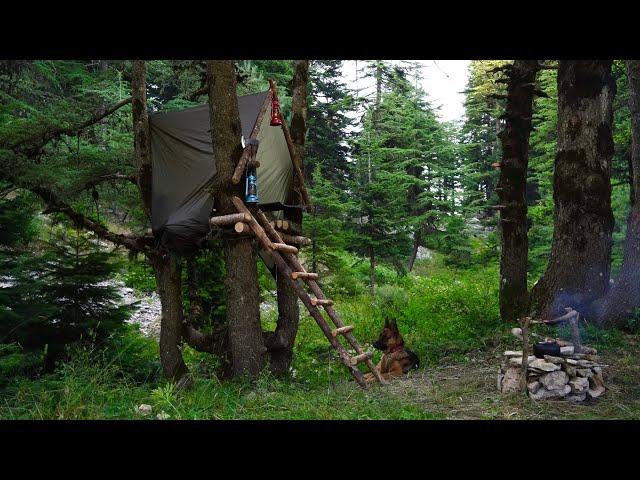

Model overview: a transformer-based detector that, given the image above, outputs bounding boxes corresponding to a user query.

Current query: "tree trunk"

[131,60,152,218]
[496,60,540,322]
[407,229,421,272]
[265,60,308,375]
[530,60,616,320]
[153,253,189,382]
[207,60,265,377]
[593,60,640,327]
[132,60,190,382]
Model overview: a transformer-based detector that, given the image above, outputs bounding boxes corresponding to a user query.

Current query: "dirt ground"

[368,336,640,419]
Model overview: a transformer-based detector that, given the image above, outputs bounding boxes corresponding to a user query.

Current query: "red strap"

[387,344,404,354]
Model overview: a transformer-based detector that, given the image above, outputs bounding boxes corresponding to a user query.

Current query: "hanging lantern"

[270,97,283,126]
[245,139,260,204]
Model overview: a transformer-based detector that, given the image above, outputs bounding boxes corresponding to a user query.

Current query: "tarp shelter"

[149,90,295,252]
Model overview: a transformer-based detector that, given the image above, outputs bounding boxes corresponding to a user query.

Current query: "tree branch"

[29,183,156,257]
[85,172,138,190]
[12,97,133,152]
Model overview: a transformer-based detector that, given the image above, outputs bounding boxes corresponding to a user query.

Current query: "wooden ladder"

[231,196,385,388]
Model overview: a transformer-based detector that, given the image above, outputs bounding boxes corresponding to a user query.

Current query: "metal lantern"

[270,97,283,126]
[245,139,260,204]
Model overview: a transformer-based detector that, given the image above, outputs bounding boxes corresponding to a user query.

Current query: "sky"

[341,60,470,123]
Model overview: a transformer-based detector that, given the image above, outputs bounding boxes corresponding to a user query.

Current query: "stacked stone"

[498,347,606,402]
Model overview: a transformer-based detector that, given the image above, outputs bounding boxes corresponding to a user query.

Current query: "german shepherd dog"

[363,318,419,382]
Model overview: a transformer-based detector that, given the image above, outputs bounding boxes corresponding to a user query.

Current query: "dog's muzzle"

[372,340,384,351]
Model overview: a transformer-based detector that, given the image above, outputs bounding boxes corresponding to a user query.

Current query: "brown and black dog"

[363,318,419,382]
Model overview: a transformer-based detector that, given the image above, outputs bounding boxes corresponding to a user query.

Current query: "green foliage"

[121,257,156,293]
[0,227,130,364]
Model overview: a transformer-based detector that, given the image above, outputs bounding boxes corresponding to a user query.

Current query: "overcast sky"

[341,60,470,123]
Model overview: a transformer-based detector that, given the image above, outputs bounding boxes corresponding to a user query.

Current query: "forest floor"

[2,328,638,420]
[2,257,639,420]
[366,336,640,419]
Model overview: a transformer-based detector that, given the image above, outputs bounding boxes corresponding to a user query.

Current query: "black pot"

[533,341,560,358]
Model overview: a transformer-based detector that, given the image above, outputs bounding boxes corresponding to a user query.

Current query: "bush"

[121,257,156,293]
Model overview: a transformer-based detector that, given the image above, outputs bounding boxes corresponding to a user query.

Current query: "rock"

[543,355,565,365]
[528,381,541,394]
[560,346,575,356]
[156,411,170,420]
[576,368,593,378]
[530,384,571,400]
[588,373,606,398]
[137,404,152,416]
[565,366,577,377]
[576,360,597,368]
[511,327,523,340]
[497,372,504,391]
[528,358,561,372]
[509,355,537,367]
[569,377,589,393]
[504,350,523,357]
[566,358,579,365]
[566,393,587,402]
[592,366,602,374]
[501,367,523,394]
[540,370,569,390]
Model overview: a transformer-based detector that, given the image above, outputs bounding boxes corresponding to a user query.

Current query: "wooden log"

[231,90,272,184]
[568,315,583,354]
[331,325,354,337]
[311,298,334,307]
[291,271,318,281]
[350,351,373,365]
[209,212,251,227]
[279,232,311,247]
[230,197,273,249]
[234,222,251,234]
[519,316,531,393]
[272,243,298,254]
[268,78,311,207]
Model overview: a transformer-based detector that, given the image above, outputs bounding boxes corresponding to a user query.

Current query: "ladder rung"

[311,298,334,307]
[350,351,374,365]
[272,243,298,254]
[291,271,318,280]
[331,325,354,337]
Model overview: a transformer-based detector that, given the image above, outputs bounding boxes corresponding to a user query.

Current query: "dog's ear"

[384,317,389,327]
[389,319,399,332]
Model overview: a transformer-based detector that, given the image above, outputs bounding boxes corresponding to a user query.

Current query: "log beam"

[291,271,318,281]
[209,212,251,228]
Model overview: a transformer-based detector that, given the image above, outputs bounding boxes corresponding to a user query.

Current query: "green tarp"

[149,91,293,252]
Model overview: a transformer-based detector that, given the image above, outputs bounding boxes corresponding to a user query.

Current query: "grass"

[1,258,639,420]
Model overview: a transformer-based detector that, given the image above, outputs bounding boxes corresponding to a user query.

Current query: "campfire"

[497,308,607,402]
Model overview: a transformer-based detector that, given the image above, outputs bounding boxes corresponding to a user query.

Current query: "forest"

[0,59,639,420]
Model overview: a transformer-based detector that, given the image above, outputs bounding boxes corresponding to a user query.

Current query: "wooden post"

[231,90,272,185]
[268,78,311,207]
[518,316,531,393]
[568,315,583,354]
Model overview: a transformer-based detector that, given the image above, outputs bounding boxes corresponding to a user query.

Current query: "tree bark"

[132,60,152,218]
[593,60,640,327]
[266,60,308,375]
[153,253,189,382]
[530,61,616,320]
[207,60,265,377]
[496,60,540,322]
